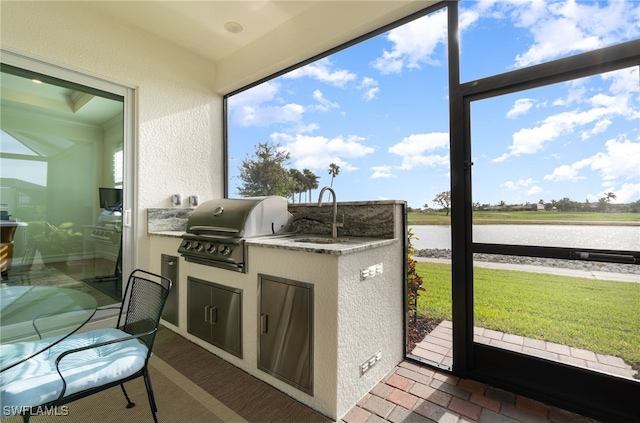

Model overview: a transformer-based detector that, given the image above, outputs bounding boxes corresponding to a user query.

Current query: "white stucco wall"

[1,1,223,271]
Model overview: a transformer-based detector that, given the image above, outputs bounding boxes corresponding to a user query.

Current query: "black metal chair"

[14,269,172,422]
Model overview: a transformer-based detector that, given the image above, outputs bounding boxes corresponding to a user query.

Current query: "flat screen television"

[99,187,122,211]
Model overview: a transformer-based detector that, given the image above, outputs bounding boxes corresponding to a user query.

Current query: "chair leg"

[120,383,136,409]
[143,368,159,423]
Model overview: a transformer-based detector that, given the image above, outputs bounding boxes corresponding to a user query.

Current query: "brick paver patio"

[412,320,637,380]
[341,359,603,423]
[340,320,639,422]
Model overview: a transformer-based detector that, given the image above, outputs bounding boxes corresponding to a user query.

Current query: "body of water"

[409,224,640,251]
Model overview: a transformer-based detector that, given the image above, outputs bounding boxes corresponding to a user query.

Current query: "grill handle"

[189,226,240,233]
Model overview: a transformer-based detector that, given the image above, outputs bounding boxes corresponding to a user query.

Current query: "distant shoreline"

[407,211,640,226]
[410,220,640,226]
[413,249,640,277]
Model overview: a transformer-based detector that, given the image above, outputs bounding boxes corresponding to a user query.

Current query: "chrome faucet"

[317,186,344,238]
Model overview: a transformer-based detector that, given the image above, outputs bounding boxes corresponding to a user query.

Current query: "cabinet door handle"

[260,313,268,334]
[210,306,217,325]
[204,305,210,323]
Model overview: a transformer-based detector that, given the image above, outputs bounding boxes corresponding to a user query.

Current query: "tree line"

[237,142,340,202]
[421,190,640,213]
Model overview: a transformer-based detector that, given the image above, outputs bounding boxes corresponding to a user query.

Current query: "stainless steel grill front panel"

[178,196,292,272]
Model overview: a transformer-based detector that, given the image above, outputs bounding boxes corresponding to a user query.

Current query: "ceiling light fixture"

[224,21,243,34]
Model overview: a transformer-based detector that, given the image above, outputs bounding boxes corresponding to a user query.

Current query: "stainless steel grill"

[178,196,292,272]
[90,210,122,243]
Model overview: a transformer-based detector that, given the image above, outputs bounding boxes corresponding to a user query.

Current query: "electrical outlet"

[360,350,382,375]
[360,263,384,280]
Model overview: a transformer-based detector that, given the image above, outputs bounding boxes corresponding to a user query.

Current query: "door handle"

[209,306,217,325]
[260,313,268,334]
[571,251,636,263]
[204,305,210,323]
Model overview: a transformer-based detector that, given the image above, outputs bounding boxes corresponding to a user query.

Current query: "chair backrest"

[116,269,172,351]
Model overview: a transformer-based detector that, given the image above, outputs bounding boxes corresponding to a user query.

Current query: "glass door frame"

[0,48,137,299]
[447,7,640,418]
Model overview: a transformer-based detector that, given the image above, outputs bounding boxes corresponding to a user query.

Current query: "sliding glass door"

[1,60,130,306]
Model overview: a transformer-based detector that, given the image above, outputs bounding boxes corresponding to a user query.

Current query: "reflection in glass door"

[1,64,125,306]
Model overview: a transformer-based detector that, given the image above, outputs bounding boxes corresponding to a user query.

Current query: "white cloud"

[502,181,518,190]
[388,132,450,170]
[389,132,449,155]
[580,118,611,140]
[398,154,449,170]
[370,166,396,179]
[359,77,380,101]
[544,164,586,182]
[526,185,543,195]
[553,79,587,107]
[507,98,535,118]
[586,138,640,181]
[605,182,640,203]
[511,0,640,67]
[372,9,448,74]
[309,90,339,112]
[283,58,356,87]
[544,137,640,184]
[494,68,639,162]
[518,178,536,187]
[272,132,374,172]
[229,80,279,108]
[228,81,306,127]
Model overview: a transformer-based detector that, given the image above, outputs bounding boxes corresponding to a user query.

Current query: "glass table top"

[0,285,98,372]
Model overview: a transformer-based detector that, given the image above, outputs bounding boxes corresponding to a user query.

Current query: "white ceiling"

[84,1,320,63]
[83,1,439,92]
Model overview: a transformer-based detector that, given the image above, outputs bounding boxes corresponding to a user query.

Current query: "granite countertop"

[148,231,397,255]
[246,234,398,256]
[149,230,184,238]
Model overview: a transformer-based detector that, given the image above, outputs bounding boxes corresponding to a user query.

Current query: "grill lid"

[186,196,292,238]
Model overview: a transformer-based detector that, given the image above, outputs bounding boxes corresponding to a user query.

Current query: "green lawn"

[408,211,640,225]
[415,261,640,365]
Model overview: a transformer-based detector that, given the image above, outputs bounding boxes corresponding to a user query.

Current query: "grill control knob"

[194,242,204,252]
[220,245,232,256]
[205,243,217,254]
[181,240,192,250]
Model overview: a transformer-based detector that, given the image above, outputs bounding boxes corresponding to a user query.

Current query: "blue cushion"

[0,328,148,417]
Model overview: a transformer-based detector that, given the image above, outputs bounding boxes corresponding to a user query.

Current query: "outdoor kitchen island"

[147,200,406,421]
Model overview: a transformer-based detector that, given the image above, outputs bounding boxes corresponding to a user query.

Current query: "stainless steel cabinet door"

[187,278,212,342]
[187,277,243,358]
[258,275,313,395]
[209,284,242,357]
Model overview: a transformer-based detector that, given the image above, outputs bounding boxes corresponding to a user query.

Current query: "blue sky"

[228,1,640,209]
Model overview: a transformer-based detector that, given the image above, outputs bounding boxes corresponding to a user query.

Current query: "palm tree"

[605,192,617,202]
[303,168,319,202]
[288,168,306,203]
[328,163,340,187]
